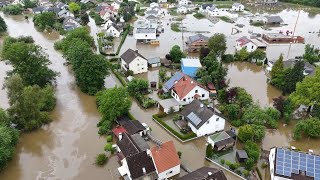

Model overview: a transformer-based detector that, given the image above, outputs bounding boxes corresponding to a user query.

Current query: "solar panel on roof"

[187,112,202,126]
[275,148,320,178]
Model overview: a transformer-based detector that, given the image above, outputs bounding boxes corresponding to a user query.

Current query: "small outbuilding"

[207,131,235,151]
[236,150,248,163]
[158,98,180,114]
[181,58,202,78]
[148,57,161,67]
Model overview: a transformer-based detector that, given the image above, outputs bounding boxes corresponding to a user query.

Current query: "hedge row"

[152,114,197,141]
[111,68,127,86]
[116,27,129,55]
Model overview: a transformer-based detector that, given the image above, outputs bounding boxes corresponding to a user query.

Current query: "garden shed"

[236,150,248,163]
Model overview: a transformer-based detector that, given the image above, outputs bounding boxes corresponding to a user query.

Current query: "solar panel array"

[187,112,202,126]
[275,148,320,180]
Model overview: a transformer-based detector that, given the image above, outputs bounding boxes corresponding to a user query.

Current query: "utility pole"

[286,4,301,60]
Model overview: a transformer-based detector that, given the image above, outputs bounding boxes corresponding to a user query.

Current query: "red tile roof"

[207,83,216,90]
[236,36,252,46]
[150,141,180,173]
[112,126,127,138]
[173,75,207,100]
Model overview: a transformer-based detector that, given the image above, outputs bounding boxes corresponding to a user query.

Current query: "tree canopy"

[290,68,320,107]
[127,79,149,97]
[169,45,185,63]
[69,2,81,14]
[4,74,54,131]
[33,12,56,31]
[294,118,320,140]
[3,5,23,15]
[238,124,266,143]
[303,44,320,64]
[2,36,57,87]
[207,33,227,58]
[0,16,7,33]
[96,87,132,135]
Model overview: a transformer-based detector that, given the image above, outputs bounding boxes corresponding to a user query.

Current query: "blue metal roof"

[164,72,184,91]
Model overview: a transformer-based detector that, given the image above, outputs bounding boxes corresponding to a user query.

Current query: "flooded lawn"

[226,62,282,107]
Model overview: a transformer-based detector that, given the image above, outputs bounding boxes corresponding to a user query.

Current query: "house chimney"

[183,76,186,81]
[119,133,123,141]
[191,81,194,84]
[174,80,178,84]
[146,149,151,157]
[142,167,146,174]
[309,149,314,154]
[291,146,296,150]
[135,49,139,53]
[200,104,204,108]
[208,172,212,176]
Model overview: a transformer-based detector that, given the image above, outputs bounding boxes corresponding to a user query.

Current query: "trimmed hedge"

[152,114,197,141]
[128,112,135,120]
[116,27,129,55]
[111,68,127,86]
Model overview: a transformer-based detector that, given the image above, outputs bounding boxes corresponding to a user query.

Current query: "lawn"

[193,12,205,19]
[170,23,181,32]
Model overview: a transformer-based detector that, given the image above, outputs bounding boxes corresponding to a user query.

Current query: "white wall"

[236,41,257,53]
[157,165,180,180]
[164,105,180,114]
[189,115,225,136]
[175,85,209,105]
[232,5,244,11]
[128,57,148,74]
[269,148,291,180]
[106,26,120,37]
[207,136,215,146]
[135,32,157,40]
[121,59,129,71]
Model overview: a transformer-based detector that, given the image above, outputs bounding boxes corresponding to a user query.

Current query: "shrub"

[236,169,242,175]
[206,144,213,158]
[245,158,255,170]
[231,120,242,127]
[256,61,263,66]
[220,159,225,165]
[106,135,113,142]
[193,12,205,19]
[229,163,237,170]
[222,54,234,63]
[3,5,23,15]
[178,151,182,158]
[95,153,108,166]
[261,162,268,169]
[225,160,231,166]
[243,169,250,177]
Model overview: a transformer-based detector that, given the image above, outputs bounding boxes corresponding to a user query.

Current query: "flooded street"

[226,62,282,107]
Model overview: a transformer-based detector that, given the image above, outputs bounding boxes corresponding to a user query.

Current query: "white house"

[178,0,189,5]
[236,36,258,53]
[135,28,157,40]
[120,49,148,74]
[169,74,209,105]
[150,2,159,8]
[181,99,225,136]
[150,141,180,180]
[207,6,220,16]
[199,4,215,14]
[231,3,244,11]
[105,25,122,37]
[158,0,167,3]
[103,19,115,29]
[177,5,188,14]
[269,147,320,180]
[111,0,121,10]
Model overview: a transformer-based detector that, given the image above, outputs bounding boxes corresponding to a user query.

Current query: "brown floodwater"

[121,9,320,60]
[226,62,282,107]
[0,14,241,180]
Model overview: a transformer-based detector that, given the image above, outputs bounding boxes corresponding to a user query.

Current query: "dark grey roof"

[58,9,68,16]
[178,167,227,180]
[136,28,156,34]
[201,4,213,9]
[146,14,158,19]
[120,49,147,64]
[118,118,146,135]
[226,130,236,139]
[126,151,157,179]
[266,16,284,23]
[145,9,158,15]
[188,34,209,43]
[164,72,184,91]
[117,133,141,157]
[32,6,45,13]
[214,137,235,148]
[237,150,248,159]
[180,99,214,129]
[130,134,150,152]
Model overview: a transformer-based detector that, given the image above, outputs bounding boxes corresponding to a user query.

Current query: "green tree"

[244,141,260,162]
[238,124,266,143]
[206,144,213,158]
[127,79,149,97]
[169,45,185,63]
[303,44,320,64]
[221,104,240,121]
[69,2,81,14]
[0,113,19,171]
[80,12,89,25]
[207,33,227,58]
[250,49,266,62]
[2,38,57,87]
[3,5,23,15]
[96,87,132,135]
[4,75,53,131]
[293,118,320,140]
[0,16,7,33]
[235,88,253,112]
[33,12,56,31]
[282,60,305,94]
[270,54,284,78]
[235,48,250,61]
[290,68,320,107]
[22,0,37,8]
